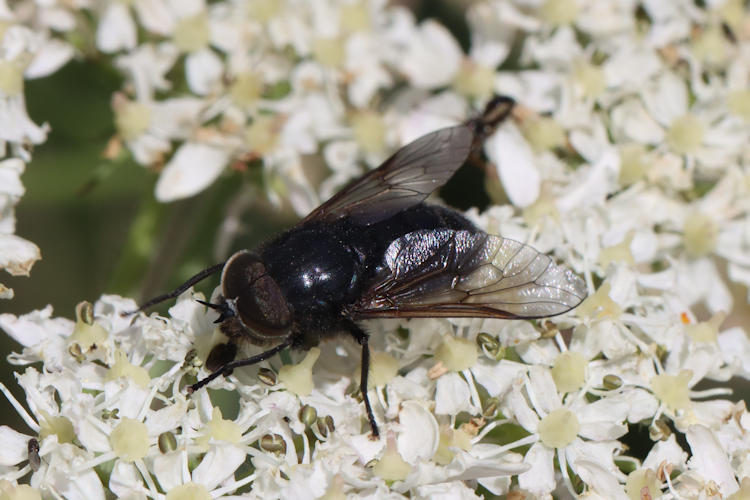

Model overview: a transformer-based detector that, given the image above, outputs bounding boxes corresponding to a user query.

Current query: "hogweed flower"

[2,0,750,498]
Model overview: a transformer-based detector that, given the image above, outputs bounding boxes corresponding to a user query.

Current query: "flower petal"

[485,123,540,208]
[155,142,229,202]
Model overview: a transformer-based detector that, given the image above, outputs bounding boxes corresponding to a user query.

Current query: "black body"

[259,204,474,349]
[129,96,587,438]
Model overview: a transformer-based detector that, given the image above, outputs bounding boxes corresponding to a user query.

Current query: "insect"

[130,96,586,437]
[28,438,40,472]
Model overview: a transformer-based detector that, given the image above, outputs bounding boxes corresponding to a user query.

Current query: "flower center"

[728,90,750,121]
[683,212,718,258]
[352,111,386,154]
[551,351,586,393]
[174,14,210,53]
[110,418,149,462]
[115,101,151,141]
[539,0,579,25]
[651,370,692,411]
[435,336,478,372]
[538,408,580,449]
[0,60,23,96]
[278,347,320,396]
[666,114,704,155]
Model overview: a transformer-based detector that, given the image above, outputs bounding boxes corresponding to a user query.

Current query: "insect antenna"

[123,262,225,316]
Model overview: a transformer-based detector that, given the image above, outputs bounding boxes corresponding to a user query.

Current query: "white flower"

[95,2,137,54]
[502,364,631,497]
[685,424,739,496]
[0,159,40,298]
[2,0,750,497]
[112,93,207,166]
[484,121,541,208]
[391,18,462,89]
[114,43,179,99]
[155,142,231,202]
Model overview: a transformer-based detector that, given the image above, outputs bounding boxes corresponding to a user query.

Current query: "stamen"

[134,458,160,499]
[558,449,578,498]
[0,382,39,432]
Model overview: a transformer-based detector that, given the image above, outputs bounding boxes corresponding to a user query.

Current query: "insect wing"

[302,124,474,225]
[349,229,587,319]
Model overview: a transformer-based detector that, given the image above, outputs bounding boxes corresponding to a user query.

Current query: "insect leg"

[347,323,380,438]
[124,262,225,315]
[188,337,293,392]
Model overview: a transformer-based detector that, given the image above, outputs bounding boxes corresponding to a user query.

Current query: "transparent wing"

[349,229,587,319]
[302,96,515,226]
[302,125,473,225]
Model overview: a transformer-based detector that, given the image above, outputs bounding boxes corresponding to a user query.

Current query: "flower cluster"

[1,0,750,498]
[0,0,78,297]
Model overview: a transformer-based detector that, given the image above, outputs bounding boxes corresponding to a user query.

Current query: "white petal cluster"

[1,0,750,498]
[0,0,79,297]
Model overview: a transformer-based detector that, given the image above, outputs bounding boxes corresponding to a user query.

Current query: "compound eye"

[222,251,291,338]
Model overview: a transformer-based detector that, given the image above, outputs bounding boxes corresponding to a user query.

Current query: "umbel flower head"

[2,0,750,498]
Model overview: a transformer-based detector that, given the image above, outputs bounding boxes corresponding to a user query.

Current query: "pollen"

[173,14,210,53]
[0,481,42,500]
[651,370,692,411]
[373,436,412,481]
[0,60,23,96]
[435,336,478,372]
[115,100,151,141]
[625,469,661,500]
[666,114,704,155]
[686,311,726,343]
[278,347,320,396]
[351,111,386,154]
[105,350,150,388]
[573,61,606,99]
[618,143,649,186]
[230,72,263,108]
[68,321,108,356]
[247,0,281,22]
[200,407,242,444]
[599,231,635,268]
[368,351,399,388]
[691,25,728,68]
[576,282,622,319]
[522,188,560,226]
[539,0,579,26]
[728,89,750,121]
[38,410,74,444]
[551,351,586,393]
[110,418,149,462]
[165,482,212,500]
[538,408,580,449]
[246,115,279,155]
[683,212,718,258]
[68,304,108,356]
[341,2,370,32]
[453,61,495,100]
[312,38,345,68]
[522,116,566,152]
[434,426,473,465]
